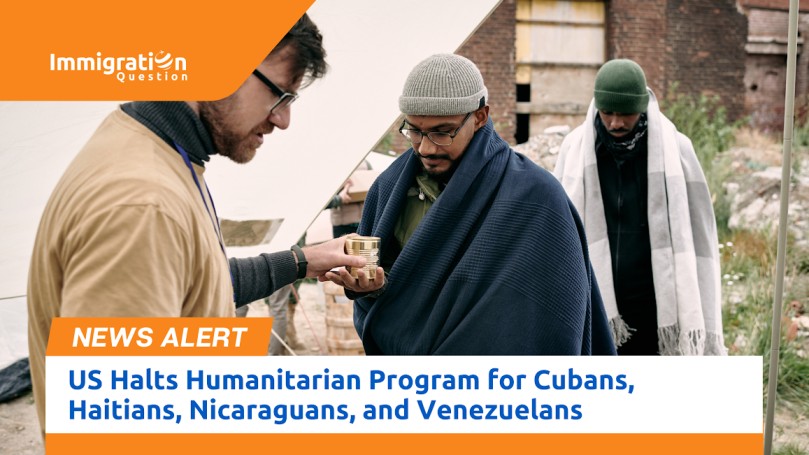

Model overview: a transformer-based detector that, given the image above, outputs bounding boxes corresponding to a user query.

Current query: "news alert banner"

[45,318,763,454]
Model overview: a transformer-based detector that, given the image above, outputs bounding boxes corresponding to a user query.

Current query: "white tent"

[0,0,501,369]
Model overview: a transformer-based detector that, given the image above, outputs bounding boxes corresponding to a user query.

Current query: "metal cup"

[345,236,381,279]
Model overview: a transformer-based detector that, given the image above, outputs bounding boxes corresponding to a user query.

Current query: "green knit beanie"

[594,59,649,114]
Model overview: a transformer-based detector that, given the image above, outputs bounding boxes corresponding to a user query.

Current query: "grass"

[774,443,809,455]
[663,88,809,452]
[720,212,809,455]
[661,85,744,237]
[721,228,809,408]
[662,83,741,170]
[793,96,809,149]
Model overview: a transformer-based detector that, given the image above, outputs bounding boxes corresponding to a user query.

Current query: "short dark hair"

[270,13,327,88]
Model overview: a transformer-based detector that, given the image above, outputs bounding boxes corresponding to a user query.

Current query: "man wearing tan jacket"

[27,14,364,435]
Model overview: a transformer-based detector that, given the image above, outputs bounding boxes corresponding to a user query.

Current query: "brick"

[607,0,747,122]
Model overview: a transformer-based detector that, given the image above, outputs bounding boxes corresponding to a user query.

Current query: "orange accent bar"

[0,0,314,100]
[47,433,763,455]
[47,318,272,356]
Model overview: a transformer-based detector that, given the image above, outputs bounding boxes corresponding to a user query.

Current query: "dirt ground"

[0,393,41,454]
[775,404,809,451]
[242,280,337,356]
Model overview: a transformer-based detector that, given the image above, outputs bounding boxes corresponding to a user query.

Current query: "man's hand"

[338,179,353,205]
[321,266,385,293]
[301,235,366,278]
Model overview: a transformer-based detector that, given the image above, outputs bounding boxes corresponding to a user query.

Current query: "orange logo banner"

[0,0,314,100]
[47,318,273,356]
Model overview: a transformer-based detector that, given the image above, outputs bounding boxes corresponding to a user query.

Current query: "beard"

[198,98,259,164]
[416,151,458,182]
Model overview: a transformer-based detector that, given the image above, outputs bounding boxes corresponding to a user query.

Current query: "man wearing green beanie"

[554,59,726,356]
[325,54,615,356]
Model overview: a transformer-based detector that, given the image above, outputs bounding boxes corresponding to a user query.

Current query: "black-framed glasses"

[252,69,299,114]
[399,112,473,146]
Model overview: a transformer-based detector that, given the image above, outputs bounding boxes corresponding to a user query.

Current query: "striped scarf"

[554,91,726,355]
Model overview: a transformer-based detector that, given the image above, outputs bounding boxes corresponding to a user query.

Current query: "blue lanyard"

[175,143,235,301]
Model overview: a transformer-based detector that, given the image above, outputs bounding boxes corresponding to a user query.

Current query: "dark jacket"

[595,135,658,354]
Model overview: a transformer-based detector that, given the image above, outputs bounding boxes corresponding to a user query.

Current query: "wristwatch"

[290,245,307,279]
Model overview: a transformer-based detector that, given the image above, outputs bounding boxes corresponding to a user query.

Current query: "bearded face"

[198,97,267,164]
[198,46,301,164]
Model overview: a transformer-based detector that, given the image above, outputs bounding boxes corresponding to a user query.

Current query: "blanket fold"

[355,119,615,355]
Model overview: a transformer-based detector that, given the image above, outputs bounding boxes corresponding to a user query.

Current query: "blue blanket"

[355,120,615,355]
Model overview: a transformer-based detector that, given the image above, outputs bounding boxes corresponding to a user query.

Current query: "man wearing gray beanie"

[554,59,726,356]
[326,54,615,356]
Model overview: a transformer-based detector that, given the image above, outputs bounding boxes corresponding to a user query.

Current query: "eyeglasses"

[252,69,299,115]
[399,112,473,146]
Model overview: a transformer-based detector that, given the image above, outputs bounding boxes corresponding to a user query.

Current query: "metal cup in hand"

[345,236,381,280]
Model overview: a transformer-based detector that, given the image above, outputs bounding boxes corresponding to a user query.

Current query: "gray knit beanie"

[399,54,488,116]
[594,59,649,114]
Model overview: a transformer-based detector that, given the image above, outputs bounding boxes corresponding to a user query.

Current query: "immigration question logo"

[49,50,189,83]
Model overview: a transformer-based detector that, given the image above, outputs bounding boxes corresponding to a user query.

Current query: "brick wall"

[606,0,668,94]
[799,14,809,112]
[740,0,809,11]
[380,0,778,151]
[458,0,517,144]
[745,7,809,130]
[745,54,788,130]
[606,0,747,121]
[749,6,793,37]
[664,0,748,117]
